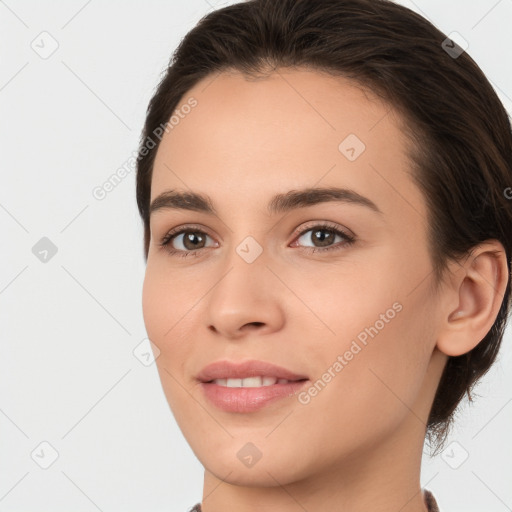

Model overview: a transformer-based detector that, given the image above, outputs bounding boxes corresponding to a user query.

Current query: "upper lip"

[197,360,309,382]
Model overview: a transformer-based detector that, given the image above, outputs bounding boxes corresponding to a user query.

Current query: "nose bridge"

[203,234,285,337]
[214,236,270,309]
[217,218,270,284]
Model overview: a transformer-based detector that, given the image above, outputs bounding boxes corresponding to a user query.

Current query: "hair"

[135,0,512,455]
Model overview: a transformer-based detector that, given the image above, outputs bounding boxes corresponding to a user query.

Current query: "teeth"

[212,376,292,387]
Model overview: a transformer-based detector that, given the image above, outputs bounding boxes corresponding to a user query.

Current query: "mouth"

[196,358,309,384]
[199,378,310,413]
[206,376,308,387]
[196,359,310,413]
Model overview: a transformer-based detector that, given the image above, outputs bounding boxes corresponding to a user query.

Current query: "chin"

[203,457,306,487]
[189,435,313,487]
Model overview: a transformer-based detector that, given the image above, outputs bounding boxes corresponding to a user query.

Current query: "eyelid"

[290,220,355,242]
[160,223,217,244]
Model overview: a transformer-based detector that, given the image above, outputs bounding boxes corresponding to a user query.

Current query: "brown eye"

[162,230,212,250]
[159,222,355,258]
[303,228,337,247]
[294,224,355,252]
[159,226,217,258]
[176,231,208,250]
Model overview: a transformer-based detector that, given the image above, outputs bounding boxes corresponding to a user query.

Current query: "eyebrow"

[149,186,383,218]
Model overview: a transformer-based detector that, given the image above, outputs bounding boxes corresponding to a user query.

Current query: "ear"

[436,240,509,357]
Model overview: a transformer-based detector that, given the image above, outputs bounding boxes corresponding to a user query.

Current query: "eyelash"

[158,222,356,258]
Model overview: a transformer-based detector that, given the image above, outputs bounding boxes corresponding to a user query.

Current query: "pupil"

[314,229,333,247]
[184,232,204,250]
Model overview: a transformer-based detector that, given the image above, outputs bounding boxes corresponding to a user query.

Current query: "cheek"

[293,311,428,462]
[141,267,166,342]
[142,265,191,367]
[292,252,403,347]
[142,267,199,414]
[142,260,191,337]
[295,257,432,435]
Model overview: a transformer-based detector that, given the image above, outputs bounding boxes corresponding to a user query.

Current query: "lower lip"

[199,380,309,413]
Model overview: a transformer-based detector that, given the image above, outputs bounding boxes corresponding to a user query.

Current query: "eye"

[291,222,355,253]
[159,224,217,258]
[158,221,356,258]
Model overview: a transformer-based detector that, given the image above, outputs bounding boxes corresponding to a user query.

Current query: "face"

[142,68,447,487]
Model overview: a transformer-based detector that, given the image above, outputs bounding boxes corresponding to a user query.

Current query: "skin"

[142,68,508,512]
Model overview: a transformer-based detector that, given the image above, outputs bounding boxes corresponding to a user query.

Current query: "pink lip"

[199,380,310,413]
[196,359,308,382]
[196,359,309,413]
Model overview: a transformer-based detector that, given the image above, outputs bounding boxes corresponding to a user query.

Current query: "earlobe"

[436,240,509,357]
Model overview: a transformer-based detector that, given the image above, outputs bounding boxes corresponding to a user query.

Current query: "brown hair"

[135,0,512,454]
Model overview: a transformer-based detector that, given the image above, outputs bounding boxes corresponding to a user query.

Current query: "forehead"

[150,68,426,223]
[155,68,399,162]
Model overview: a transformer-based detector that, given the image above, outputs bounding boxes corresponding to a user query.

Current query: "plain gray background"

[1,1,511,510]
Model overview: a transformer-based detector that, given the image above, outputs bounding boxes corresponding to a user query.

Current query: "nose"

[203,254,286,340]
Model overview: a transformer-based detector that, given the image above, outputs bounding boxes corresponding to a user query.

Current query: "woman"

[135,0,512,510]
